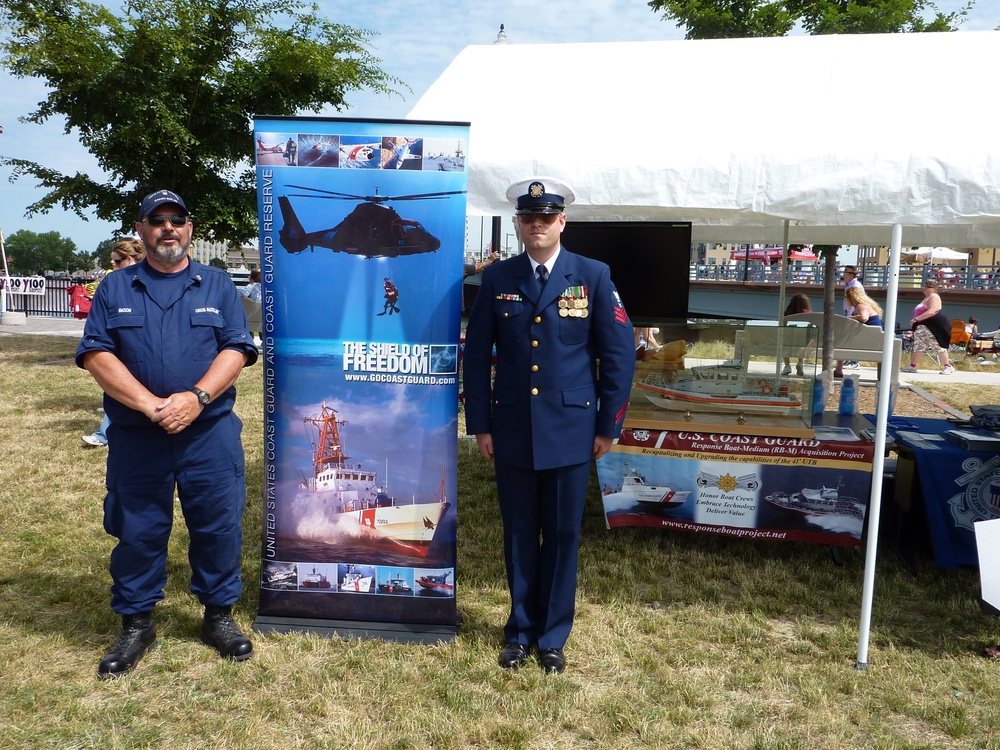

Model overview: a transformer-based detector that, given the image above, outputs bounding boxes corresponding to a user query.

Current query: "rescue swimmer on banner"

[277,184,466,259]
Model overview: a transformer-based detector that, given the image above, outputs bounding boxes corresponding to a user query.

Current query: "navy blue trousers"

[494,459,591,650]
[104,413,246,614]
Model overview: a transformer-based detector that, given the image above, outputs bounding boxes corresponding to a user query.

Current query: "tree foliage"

[647,0,796,38]
[93,237,116,270]
[4,229,88,275]
[0,0,401,245]
[648,0,969,38]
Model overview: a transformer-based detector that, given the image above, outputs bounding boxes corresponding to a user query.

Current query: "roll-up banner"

[251,117,469,643]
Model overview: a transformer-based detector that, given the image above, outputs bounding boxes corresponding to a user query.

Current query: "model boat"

[299,403,449,556]
[636,330,802,415]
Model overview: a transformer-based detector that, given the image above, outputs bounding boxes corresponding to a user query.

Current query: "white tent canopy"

[408,31,1000,246]
[409,31,1000,669]
[909,247,972,261]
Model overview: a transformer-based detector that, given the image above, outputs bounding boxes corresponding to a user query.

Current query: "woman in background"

[845,286,884,329]
[782,293,811,376]
[81,239,145,447]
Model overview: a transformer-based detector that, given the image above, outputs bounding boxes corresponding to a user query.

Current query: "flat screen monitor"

[561,221,692,322]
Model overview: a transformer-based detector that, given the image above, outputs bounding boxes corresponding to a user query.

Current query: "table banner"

[891,416,1000,569]
[598,427,875,547]
[252,116,468,641]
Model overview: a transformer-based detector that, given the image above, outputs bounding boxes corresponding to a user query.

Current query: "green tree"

[5,229,84,275]
[93,238,116,270]
[0,0,400,245]
[648,0,968,38]
[208,257,228,270]
[647,0,796,39]
[813,244,841,379]
[788,0,964,33]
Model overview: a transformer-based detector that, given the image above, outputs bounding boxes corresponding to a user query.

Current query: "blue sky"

[1,0,997,255]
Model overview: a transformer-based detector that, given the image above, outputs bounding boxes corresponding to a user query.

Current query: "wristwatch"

[191,386,211,406]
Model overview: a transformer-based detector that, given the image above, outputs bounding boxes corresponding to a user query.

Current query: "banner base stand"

[252,615,459,645]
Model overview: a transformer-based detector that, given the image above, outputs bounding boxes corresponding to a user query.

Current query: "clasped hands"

[148,391,203,434]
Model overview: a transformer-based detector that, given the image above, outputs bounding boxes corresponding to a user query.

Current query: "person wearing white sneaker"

[900,364,919,373]
[81,240,145,449]
[903,280,953,375]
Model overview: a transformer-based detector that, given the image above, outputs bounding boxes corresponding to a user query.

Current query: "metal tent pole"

[855,222,902,670]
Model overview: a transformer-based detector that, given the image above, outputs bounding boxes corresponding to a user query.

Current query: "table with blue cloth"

[882,415,1000,569]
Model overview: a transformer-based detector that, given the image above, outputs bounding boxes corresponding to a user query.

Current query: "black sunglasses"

[144,214,189,227]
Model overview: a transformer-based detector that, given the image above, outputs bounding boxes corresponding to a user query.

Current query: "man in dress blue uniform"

[77,189,259,679]
[464,177,635,674]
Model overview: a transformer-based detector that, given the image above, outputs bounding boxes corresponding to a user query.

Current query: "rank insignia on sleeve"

[612,289,629,325]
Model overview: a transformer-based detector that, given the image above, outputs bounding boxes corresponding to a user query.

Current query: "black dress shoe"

[538,647,566,674]
[97,612,157,679]
[498,642,529,670]
[201,605,253,661]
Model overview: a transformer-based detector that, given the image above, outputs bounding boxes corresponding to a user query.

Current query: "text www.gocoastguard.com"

[660,518,787,540]
[344,373,456,385]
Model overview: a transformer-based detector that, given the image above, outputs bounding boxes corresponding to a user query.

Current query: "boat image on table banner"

[299,402,449,557]
[636,330,802,416]
[764,479,865,521]
[602,459,691,510]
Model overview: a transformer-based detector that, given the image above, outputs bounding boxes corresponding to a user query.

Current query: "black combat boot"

[97,612,157,679]
[201,604,253,661]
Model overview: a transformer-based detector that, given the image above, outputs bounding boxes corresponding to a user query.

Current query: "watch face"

[193,388,210,404]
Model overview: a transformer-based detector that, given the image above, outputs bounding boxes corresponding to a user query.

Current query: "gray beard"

[146,241,189,267]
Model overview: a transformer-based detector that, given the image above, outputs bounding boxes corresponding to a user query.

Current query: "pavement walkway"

[4,315,999,386]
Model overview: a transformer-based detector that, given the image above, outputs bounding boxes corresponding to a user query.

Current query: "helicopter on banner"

[277,184,466,258]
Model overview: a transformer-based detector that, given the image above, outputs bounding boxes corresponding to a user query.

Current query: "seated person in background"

[967,316,980,338]
[634,327,661,358]
[845,286,884,329]
[464,251,500,278]
[782,293,810,376]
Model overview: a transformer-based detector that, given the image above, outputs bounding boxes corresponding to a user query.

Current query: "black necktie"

[536,266,548,287]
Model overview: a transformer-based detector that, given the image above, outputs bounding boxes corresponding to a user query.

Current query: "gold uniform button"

[531,365,539,372]
[503,312,510,318]
[586,401,591,407]
[534,316,542,323]
[531,340,539,347]
[531,388,539,396]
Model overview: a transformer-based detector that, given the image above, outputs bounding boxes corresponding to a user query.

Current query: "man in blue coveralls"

[77,189,259,679]
[463,177,635,674]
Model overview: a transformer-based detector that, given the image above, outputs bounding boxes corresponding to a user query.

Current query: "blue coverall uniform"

[463,248,635,650]
[76,260,258,615]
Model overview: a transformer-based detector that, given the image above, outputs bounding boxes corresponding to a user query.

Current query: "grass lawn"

[1,334,998,749]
